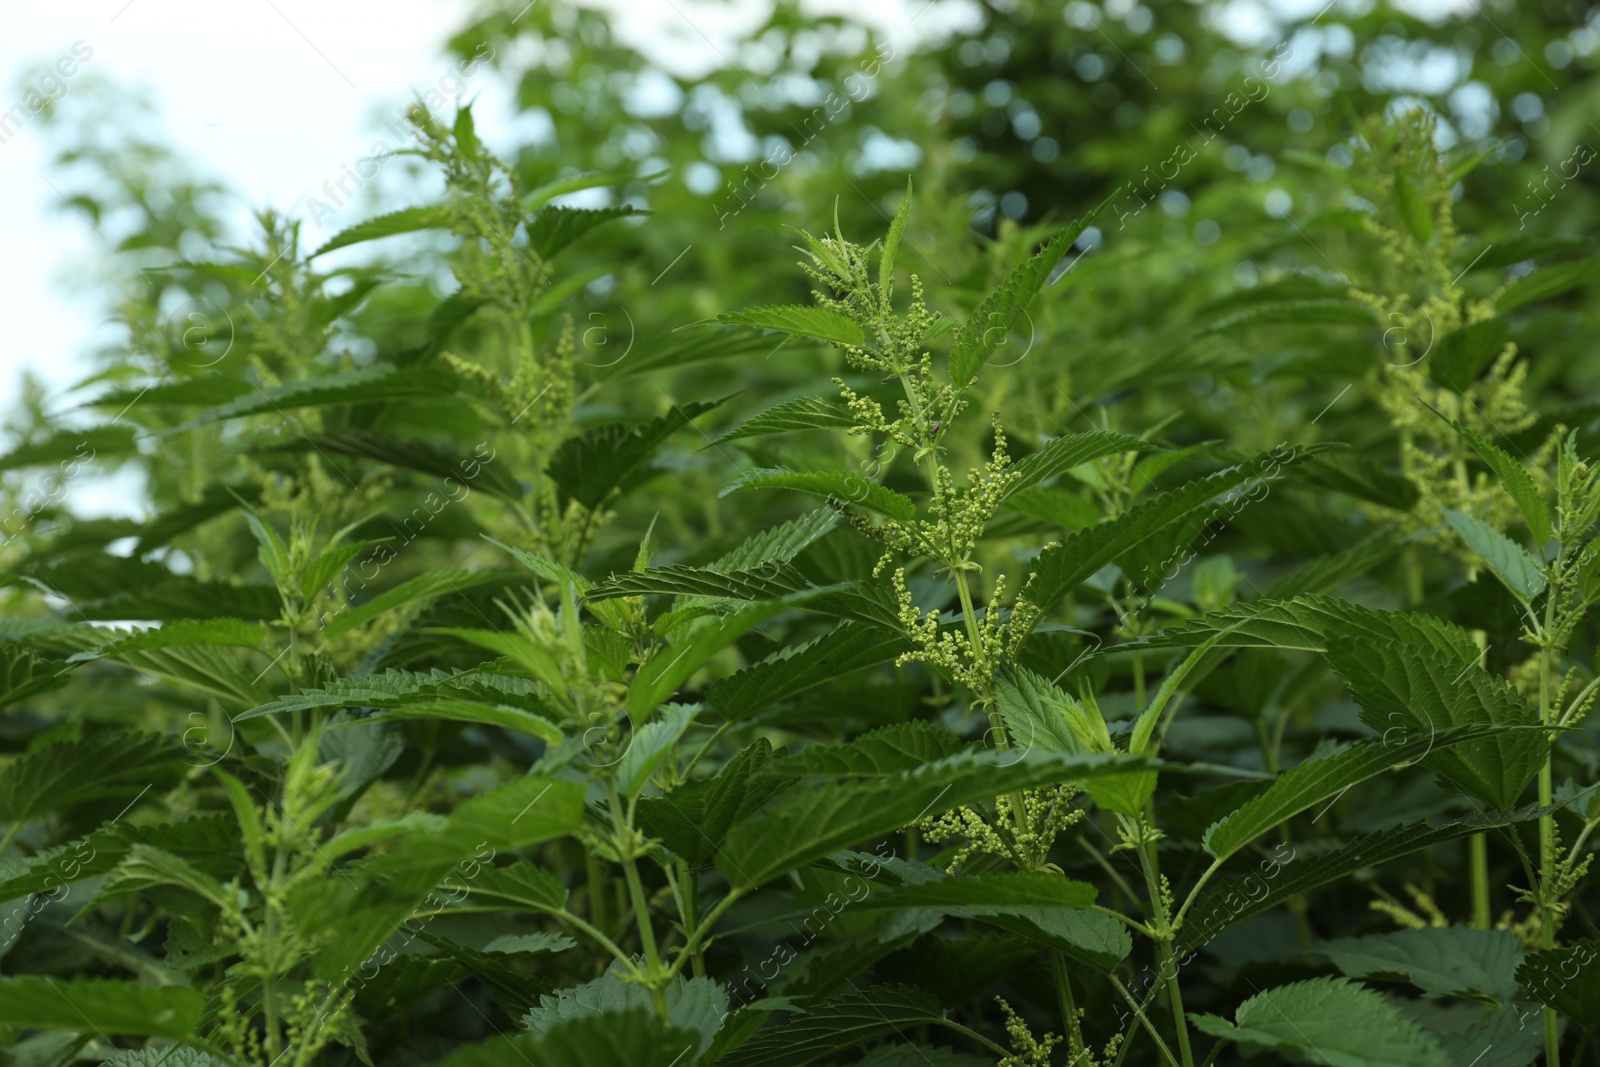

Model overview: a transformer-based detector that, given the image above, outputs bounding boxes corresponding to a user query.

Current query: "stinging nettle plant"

[3,97,1600,1067]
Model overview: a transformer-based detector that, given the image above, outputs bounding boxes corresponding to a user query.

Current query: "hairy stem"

[606,780,669,1020]
[1470,833,1491,930]
[1050,949,1085,1060]
[1541,639,1560,1067]
[1139,834,1194,1067]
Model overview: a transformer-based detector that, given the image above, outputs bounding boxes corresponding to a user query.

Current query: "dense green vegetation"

[5,1,1600,1063]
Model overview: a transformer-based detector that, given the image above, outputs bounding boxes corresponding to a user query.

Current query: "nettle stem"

[606,780,670,1022]
[1469,833,1491,930]
[1050,949,1086,1060]
[1469,627,1491,930]
[1539,637,1560,1067]
[1138,834,1194,1067]
[1531,531,1566,1067]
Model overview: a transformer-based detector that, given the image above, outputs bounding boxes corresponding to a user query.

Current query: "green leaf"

[719,985,959,1067]
[854,871,1096,911]
[1517,939,1600,1029]
[0,425,136,473]
[489,539,628,632]
[761,722,968,777]
[587,563,905,631]
[301,779,582,982]
[716,750,1140,889]
[1192,977,1448,1066]
[1441,508,1546,601]
[597,323,776,382]
[1429,317,1511,392]
[1319,926,1523,1001]
[89,842,235,911]
[1394,169,1436,244]
[710,510,839,574]
[833,862,1130,971]
[519,970,723,1065]
[1130,629,1241,756]
[1000,485,1101,531]
[0,976,205,1036]
[76,617,266,655]
[627,601,789,719]
[617,703,697,797]
[1140,595,1482,660]
[445,861,570,913]
[1003,431,1149,498]
[91,377,249,411]
[1427,411,1551,545]
[546,399,724,509]
[879,178,912,303]
[995,909,1133,973]
[485,932,574,955]
[214,769,269,876]
[1020,445,1334,615]
[343,696,562,742]
[311,205,455,257]
[1265,527,1410,598]
[722,466,917,522]
[994,666,1108,756]
[104,1051,225,1067]
[22,557,282,622]
[446,775,585,851]
[324,568,508,638]
[1201,726,1507,861]
[707,623,910,723]
[1495,253,1600,313]
[520,169,637,211]
[711,305,866,348]
[1328,632,1544,810]
[949,202,1104,387]
[241,509,291,589]
[0,643,76,708]
[1298,451,1420,511]
[525,1011,702,1067]
[0,729,182,824]
[412,929,552,1018]
[636,739,791,867]
[527,205,640,259]
[237,667,559,746]
[1179,806,1547,956]
[452,104,479,159]
[175,364,461,429]
[416,1037,541,1067]
[259,430,522,501]
[711,395,854,444]
[856,1047,992,1067]
[322,812,448,861]
[1198,297,1377,332]
[0,827,125,901]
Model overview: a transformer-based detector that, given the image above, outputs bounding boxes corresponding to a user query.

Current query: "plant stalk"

[1470,833,1491,930]
[1138,835,1194,1067]
[1050,949,1086,1061]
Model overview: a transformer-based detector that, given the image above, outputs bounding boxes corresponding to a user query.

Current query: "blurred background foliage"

[20,0,1600,541]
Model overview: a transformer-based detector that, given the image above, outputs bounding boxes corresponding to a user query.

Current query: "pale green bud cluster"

[919,784,1085,874]
[997,996,1062,1067]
